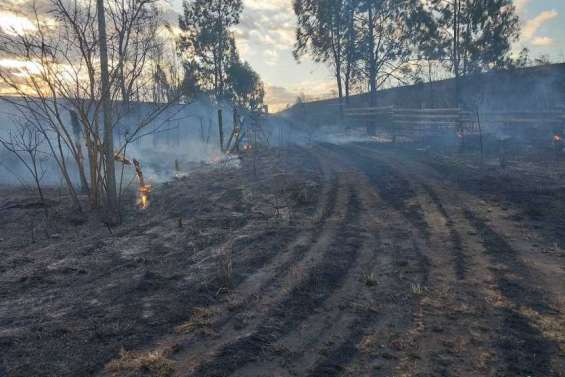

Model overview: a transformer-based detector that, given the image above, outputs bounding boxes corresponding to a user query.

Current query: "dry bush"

[104,349,175,377]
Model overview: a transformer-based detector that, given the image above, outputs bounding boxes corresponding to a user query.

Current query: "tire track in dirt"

[350,144,468,279]
[166,150,356,376]
[231,173,379,376]
[420,184,467,280]
[335,144,431,282]
[215,148,342,311]
[342,144,503,375]
[351,143,564,376]
[286,144,431,377]
[464,210,561,376]
[186,182,363,377]
[178,152,366,375]
[216,146,380,376]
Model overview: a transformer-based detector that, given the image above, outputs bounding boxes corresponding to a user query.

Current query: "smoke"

[0,97,237,188]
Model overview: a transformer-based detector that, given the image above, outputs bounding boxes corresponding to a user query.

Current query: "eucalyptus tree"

[293,0,360,114]
[357,0,425,108]
[427,0,520,105]
[178,0,243,100]
[226,61,265,112]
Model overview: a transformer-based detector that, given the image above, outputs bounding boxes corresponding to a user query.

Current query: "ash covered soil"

[1,142,564,377]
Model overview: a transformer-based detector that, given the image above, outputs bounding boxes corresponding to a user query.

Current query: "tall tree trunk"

[368,5,377,107]
[336,67,344,119]
[367,4,377,136]
[97,0,119,223]
[217,0,224,99]
[453,0,461,107]
[333,3,344,119]
[344,4,354,106]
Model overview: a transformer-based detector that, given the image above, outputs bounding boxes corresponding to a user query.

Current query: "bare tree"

[0,0,178,218]
[0,122,48,203]
[97,0,119,222]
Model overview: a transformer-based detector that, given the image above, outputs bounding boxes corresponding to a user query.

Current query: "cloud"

[265,79,337,112]
[531,36,554,47]
[0,10,36,35]
[522,10,558,41]
[514,0,530,15]
[235,0,296,64]
[265,84,297,112]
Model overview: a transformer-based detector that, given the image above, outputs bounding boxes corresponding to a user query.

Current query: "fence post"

[218,109,224,152]
[391,106,397,143]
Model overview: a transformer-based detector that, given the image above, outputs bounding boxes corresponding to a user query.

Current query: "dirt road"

[1,143,564,377]
[154,143,565,377]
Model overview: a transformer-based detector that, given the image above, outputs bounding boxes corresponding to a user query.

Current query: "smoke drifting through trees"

[0,0,178,217]
[0,0,267,221]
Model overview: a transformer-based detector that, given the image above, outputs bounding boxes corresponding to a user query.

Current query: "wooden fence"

[344,106,565,135]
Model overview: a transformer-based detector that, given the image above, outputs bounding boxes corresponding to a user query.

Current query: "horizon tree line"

[293,0,522,113]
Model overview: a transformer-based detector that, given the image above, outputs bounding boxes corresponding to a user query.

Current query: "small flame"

[553,134,561,142]
[138,184,152,209]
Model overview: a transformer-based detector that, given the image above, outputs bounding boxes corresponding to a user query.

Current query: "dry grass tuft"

[362,271,378,287]
[410,283,426,296]
[359,333,380,354]
[174,306,216,335]
[104,349,175,377]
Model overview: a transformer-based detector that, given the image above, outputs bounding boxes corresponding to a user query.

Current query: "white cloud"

[531,36,554,47]
[234,0,296,63]
[514,0,530,15]
[265,78,337,112]
[0,10,36,35]
[522,10,558,41]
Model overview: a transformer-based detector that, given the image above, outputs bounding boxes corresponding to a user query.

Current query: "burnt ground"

[1,142,564,377]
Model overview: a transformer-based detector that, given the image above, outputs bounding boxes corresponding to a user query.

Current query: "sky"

[1,0,564,112]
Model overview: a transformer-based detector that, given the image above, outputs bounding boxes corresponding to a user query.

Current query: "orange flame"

[138,184,152,209]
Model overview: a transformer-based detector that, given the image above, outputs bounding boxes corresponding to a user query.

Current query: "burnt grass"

[0,147,324,377]
[421,184,467,280]
[418,146,565,248]
[464,209,561,376]
[334,143,431,242]
[191,191,364,377]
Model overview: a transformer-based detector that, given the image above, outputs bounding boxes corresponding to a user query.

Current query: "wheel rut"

[349,143,564,376]
[188,181,363,377]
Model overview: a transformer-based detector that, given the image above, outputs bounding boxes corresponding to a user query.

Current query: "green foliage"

[178,0,243,98]
[226,61,265,111]
[294,0,366,102]
[426,0,520,75]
